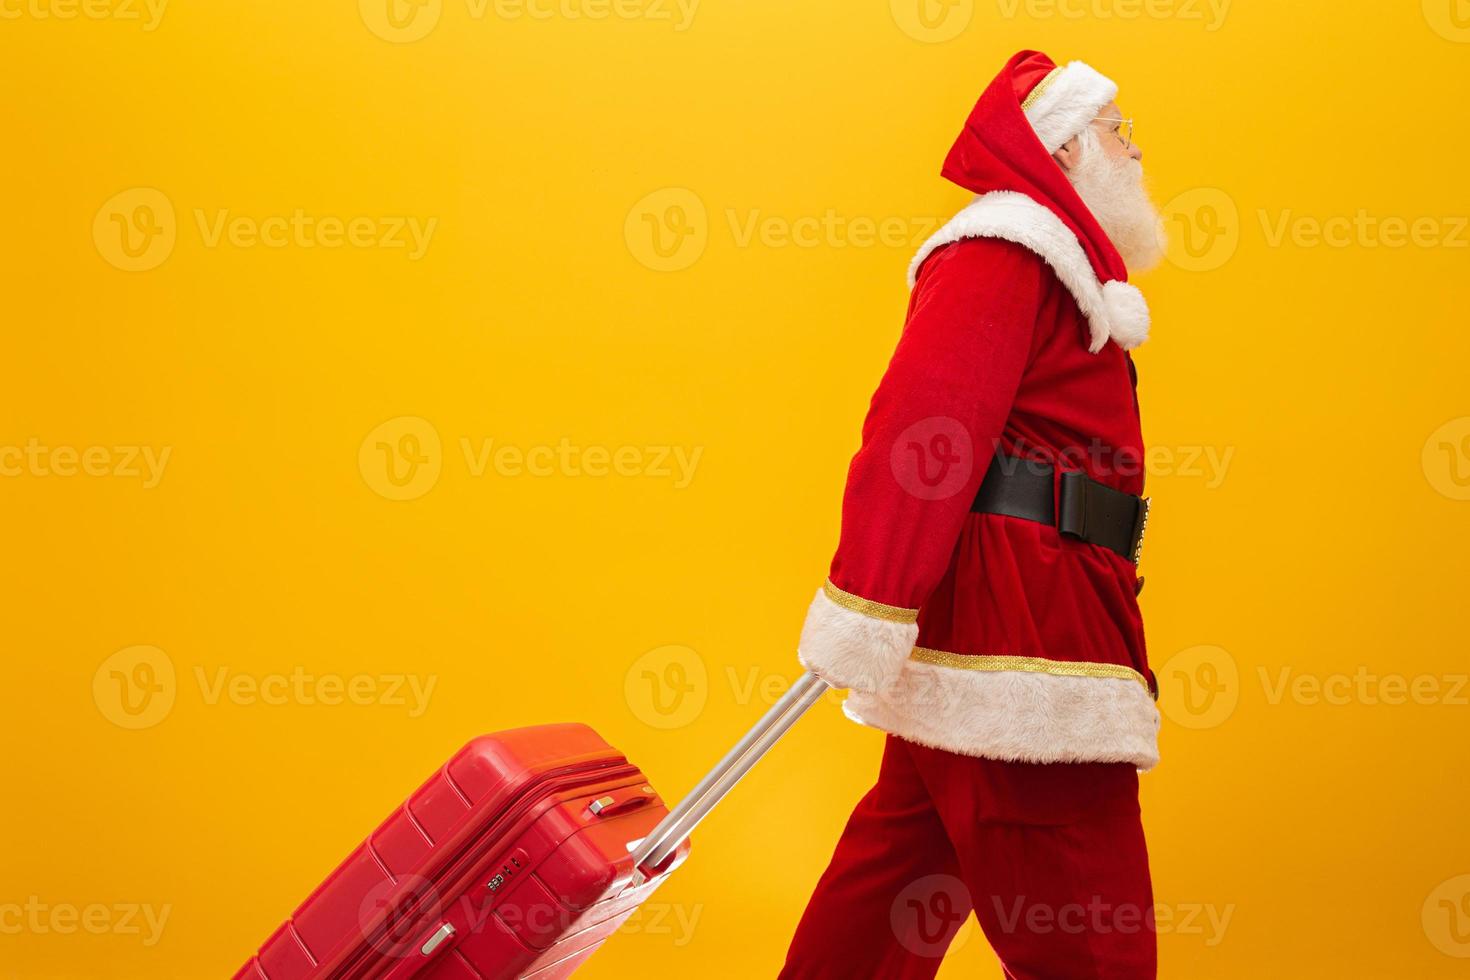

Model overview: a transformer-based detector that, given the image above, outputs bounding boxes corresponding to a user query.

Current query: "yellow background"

[3,0,1469,976]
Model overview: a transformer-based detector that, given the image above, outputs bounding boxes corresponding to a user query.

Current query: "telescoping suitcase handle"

[628,669,830,881]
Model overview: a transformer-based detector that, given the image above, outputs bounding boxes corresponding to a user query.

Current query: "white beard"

[1067,127,1166,272]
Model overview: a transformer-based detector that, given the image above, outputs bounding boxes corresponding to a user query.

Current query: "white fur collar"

[907,191,1149,354]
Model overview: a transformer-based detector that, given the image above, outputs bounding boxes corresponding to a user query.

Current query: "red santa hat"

[911,50,1150,353]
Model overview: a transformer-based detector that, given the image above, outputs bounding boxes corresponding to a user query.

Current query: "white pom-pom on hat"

[1099,280,1150,352]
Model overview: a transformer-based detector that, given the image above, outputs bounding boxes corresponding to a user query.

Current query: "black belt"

[971,455,1151,564]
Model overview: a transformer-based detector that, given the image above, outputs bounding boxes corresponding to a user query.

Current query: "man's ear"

[1052,135,1081,173]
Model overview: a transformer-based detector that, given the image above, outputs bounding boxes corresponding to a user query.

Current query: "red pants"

[778,735,1155,979]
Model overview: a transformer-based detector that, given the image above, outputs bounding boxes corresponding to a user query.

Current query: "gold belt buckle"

[1131,496,1152,565]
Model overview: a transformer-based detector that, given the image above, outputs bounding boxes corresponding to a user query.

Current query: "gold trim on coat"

[910,646,1152,693]
[821,580,920,625]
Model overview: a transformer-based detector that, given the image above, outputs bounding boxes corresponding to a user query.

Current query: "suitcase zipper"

[331,758,639,980]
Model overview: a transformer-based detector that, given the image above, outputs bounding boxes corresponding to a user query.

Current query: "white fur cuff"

[797,587,919,694]
[844,656,1161,770]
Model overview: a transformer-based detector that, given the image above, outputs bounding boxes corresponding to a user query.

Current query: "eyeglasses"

[1094,115,1134,150]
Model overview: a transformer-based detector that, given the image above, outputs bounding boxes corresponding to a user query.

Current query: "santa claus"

[779,50,1167,978]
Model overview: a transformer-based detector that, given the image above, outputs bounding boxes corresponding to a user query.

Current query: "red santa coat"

[796,51,1161,769]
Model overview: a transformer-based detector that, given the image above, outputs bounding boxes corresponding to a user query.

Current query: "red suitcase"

[233,671,829,979]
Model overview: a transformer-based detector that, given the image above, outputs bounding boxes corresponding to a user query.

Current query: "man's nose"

[1128,144,1143,163]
